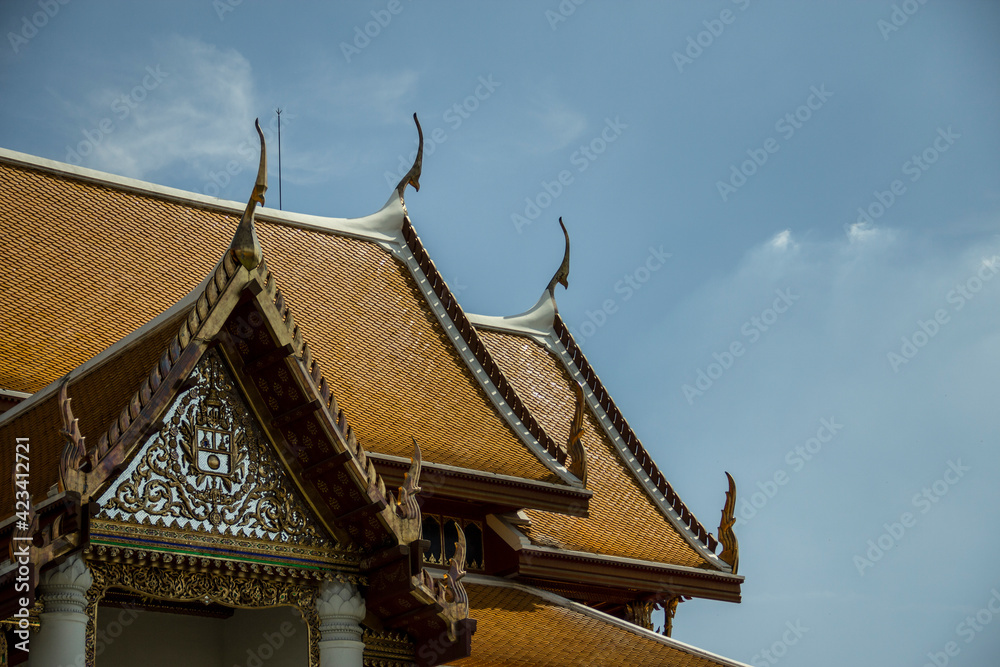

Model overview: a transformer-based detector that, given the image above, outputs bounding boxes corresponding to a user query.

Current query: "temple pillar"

[32,553,93,667]
[316,579,366,667]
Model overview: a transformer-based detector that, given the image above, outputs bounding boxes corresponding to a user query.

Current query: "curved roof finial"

[230,118,267,270]
[395,113,423,201]
[717,471,739,573]
[546,217,571,295]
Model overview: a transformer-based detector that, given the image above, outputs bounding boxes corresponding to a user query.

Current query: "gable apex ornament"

[229,118,267,270]
[546,217,571,296]
[395,113,423,201]
[717,471,739,573]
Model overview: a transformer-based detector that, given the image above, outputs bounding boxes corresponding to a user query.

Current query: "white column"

[316,580,366,667]
[33,553,93,667]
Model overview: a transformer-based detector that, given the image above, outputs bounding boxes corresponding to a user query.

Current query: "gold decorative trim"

[567,381,588,486]
[395,113,423,200]
[362,629,415,667]
[545,217,571,295]
[664,595,682,637]
[59,378,92,499]
[416,524,469,642]
[717,472,739,573]
[91,518,357,571]
[624,600,655,630]
[230,119,266,270]
[85,560,322,667]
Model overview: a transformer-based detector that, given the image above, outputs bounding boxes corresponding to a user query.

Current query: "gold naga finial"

[229,118,267,270]
[397,437,423,520]
[567,381,588,486]
[718,471,739,573]
[58,378,91,498]
[395,113,423,200]
[546,217,571,296]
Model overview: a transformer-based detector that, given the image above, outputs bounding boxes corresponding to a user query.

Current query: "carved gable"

[97,349,331,547]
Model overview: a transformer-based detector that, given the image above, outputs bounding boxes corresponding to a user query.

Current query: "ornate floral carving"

[98,350,329,547]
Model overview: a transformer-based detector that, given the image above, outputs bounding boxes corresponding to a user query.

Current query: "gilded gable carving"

[97,349,328,547]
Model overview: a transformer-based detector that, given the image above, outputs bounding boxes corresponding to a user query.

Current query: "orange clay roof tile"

[477,329,710,568]
[452,581,744,667]
[0,162,558,493]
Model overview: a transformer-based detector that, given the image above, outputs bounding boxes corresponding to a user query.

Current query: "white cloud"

[75,35,259,180]
[769,229,793,250]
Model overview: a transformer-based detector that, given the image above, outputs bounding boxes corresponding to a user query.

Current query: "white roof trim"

[369,452,590,494]
[459,574,753,667]
[0,389,31,399]
[385,239,581,488]
[466,290,557,336]
[0,146,405,244]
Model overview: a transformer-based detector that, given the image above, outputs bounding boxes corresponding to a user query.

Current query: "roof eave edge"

[462,574,753,667]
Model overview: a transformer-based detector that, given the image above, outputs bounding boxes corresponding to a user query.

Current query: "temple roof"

[454,576,750,667]
[0,151,571,495]
[0,136,733,578]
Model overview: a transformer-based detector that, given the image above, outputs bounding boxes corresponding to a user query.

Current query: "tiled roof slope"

[0,159,559,484]
[478,330,709,568]
[451,577,750,667]
[0,311,185,510]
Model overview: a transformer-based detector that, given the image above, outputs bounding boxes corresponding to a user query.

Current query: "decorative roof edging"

[465,305,728,571]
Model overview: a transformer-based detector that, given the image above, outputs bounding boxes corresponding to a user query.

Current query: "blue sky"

[3,1,1000,665]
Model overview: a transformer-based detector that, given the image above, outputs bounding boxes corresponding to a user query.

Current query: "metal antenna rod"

[275,108,283,210]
